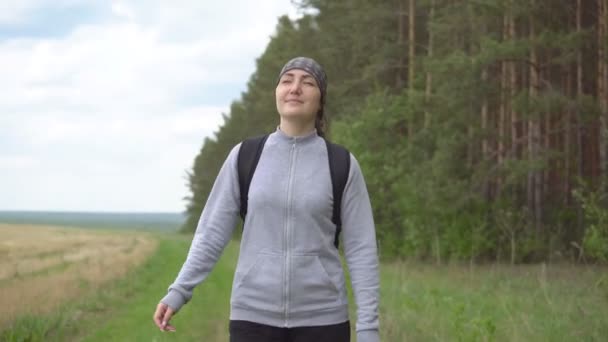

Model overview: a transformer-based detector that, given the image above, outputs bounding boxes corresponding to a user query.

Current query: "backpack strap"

[237,134,269,220]
[325,139,351,248]
[237,134,350,249]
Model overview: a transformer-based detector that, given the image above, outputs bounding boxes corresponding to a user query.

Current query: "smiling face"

[275,69,321,124]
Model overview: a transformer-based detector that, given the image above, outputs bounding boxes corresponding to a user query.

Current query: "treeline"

[183,0,608,263]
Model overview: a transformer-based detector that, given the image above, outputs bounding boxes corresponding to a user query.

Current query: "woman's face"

[275,69,321,122]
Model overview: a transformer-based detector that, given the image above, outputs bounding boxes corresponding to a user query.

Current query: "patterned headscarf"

[277,57,327,105]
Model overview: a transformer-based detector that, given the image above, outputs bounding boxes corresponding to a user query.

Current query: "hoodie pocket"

[290,254,342,313]
[231,252,283,313]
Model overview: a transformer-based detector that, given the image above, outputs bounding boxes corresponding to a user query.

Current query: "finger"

[153,303,166,329]
[161,306,175,331]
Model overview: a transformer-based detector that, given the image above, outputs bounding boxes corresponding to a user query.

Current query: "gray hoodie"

[162,128,380,342]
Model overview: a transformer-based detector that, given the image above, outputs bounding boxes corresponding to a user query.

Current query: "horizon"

[0,209,185,214]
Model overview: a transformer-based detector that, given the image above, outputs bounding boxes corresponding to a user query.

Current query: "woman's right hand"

[153,302,177,332]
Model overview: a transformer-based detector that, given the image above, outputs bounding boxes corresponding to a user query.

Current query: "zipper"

[284,141,297,327]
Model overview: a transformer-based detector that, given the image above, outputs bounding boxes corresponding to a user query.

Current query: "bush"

[573,184,608,262]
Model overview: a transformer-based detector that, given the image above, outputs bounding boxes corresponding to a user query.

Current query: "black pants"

[229,320,350,342]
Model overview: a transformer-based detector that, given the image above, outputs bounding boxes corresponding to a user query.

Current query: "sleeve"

[340,154,380,342]
[160,144,242,312]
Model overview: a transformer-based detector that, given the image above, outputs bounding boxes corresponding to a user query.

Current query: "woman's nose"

[289,81,302,94]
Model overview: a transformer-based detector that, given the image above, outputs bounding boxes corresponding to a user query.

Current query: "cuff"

[160,289,186,313]
[357,329,379,342]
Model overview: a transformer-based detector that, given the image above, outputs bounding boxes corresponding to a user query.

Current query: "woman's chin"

[280,111,313,121]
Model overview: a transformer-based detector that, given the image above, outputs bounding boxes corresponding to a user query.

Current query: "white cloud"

[110,1,134,20]
[0,1,298,212]
[0,155,38,169]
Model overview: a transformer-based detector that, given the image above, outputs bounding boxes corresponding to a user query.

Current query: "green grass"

[80,234,238,342]
[380,262,608,341]
[0,233,237,342]
[2,233,608,341]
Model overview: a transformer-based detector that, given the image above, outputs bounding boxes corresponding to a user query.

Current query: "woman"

[153,57,380,342]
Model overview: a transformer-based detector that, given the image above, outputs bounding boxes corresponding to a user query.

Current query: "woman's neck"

[279,118,315,137]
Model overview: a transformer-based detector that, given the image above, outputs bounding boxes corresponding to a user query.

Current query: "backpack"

[237,134,350,248]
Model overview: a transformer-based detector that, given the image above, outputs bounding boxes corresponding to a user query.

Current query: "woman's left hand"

[153,302,177,332]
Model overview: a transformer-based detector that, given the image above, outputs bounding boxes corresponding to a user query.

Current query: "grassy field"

[1,224,607,341]
[380,262,608,341]
[0,224,156,330]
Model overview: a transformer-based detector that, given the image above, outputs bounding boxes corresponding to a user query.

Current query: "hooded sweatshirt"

[162,128,380,342]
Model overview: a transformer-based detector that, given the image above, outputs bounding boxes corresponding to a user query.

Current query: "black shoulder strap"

[238,134,269,220]
[325,139,351,248]
[238,134,350,249]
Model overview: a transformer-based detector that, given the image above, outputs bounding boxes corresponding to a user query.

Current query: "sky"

[0,0,300,213]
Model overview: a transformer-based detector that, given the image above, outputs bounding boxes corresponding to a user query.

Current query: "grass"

[81,235,238,342]
[0,224,156,329]
[0,233,237,342]
[380,262,608,341]
[2,229,608,341]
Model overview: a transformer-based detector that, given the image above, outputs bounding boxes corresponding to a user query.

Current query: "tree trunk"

[544,72,551,203]
[397,0,406,90]
[498,13,508,196]
[407,0,416,137]
[529,1,542,233]
[511,231,516,265]
[510,9,518,161]
[576,0,585,233]
[565,64,572,205]
[424,0,434,129]
[599,0,607,190]
[508,5,519,208]
[408,0,415,89]
[482,67,490,200]
[435,231,441,266]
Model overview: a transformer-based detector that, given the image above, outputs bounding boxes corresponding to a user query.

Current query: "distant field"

[0,224,157,330]
[0,210,185,232]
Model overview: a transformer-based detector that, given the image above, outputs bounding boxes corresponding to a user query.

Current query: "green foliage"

[573,184,608,262]
[182,0,607,263]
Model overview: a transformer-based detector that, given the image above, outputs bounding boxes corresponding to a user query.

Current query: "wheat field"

[0,223,157,329]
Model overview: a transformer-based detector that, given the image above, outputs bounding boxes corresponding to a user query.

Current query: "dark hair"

[315,107,326,138]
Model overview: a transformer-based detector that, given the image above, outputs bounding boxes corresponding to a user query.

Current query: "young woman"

[153,57,380,342]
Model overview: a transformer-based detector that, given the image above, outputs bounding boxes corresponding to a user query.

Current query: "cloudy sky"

[0,0,299,213]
